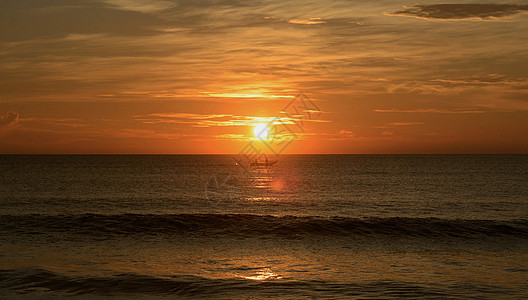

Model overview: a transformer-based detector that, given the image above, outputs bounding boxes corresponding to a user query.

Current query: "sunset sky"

[1,0,527,154]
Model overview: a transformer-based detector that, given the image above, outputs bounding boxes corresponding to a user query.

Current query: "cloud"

[389,4,528,20]
[134,111,329,128]
[288,18,326,25]
[144,113,232,120]
[374,109,485,114]
[431,74,528,87]
[135,112,299,127]
[19,117,87,128]
[101,0,175,13]
[148,92,294,99]
[389,122,424,126]
[0,111,19,128]
[0,3,165,42]
[214,133,247,140]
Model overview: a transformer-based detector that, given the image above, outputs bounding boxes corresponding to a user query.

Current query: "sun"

[253,123,269,139]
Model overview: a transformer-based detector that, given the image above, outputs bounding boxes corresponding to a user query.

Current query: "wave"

[0,267,518,298]
[1,214,527,240]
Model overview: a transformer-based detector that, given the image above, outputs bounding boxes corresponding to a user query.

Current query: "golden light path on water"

[239,268,283,281]
[240,163,300,203]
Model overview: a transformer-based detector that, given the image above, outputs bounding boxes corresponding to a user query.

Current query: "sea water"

[1,155,527,298]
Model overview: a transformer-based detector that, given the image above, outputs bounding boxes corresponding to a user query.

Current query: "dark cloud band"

[390,4,528,20]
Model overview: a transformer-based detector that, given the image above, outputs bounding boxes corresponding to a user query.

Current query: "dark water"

[1,155,527,299]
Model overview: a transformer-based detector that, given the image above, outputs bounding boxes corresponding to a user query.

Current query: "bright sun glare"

[253,123,269,139]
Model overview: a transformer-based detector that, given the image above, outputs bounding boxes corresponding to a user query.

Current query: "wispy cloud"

[374,109,485,114]
[101,0,175,13]
[0,111,19,128]
[95,128,192,140]
[431,74,528,86]
[389,122,424,126]
[148,92,294,99]
[135,111,329,128]
[20,117,88,128]
[389,4,528,21]
[288,17,326,25]
[213,133,247,141]
[144,113,232,120]
[135,112,301,128]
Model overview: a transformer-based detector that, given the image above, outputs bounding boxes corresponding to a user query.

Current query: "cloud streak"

[101,0,175,13]
[374,109,485,114]
[135,112,300,128]
[288,18,326,25]
[389,122,424,126]
[390,4,528,20]
[0,111,19,128]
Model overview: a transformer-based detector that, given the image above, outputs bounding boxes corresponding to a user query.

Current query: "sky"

[1,0,527,154]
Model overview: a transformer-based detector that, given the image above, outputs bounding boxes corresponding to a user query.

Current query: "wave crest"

[1,214,527,239]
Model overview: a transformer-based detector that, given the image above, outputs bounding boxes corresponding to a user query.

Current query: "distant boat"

[249,159,278,167]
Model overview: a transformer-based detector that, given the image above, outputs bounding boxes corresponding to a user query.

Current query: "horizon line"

[1,153,527,155]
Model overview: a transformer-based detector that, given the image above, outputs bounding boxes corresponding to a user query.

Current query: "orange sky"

[1,1,527,154]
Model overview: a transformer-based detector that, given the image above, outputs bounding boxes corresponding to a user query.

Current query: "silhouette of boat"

[250,159,277,167]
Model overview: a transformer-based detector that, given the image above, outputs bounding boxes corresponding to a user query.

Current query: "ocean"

[0,155,527,299]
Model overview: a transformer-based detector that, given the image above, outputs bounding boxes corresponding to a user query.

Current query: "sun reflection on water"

[235,159,301,203]
[240,268,283,281]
